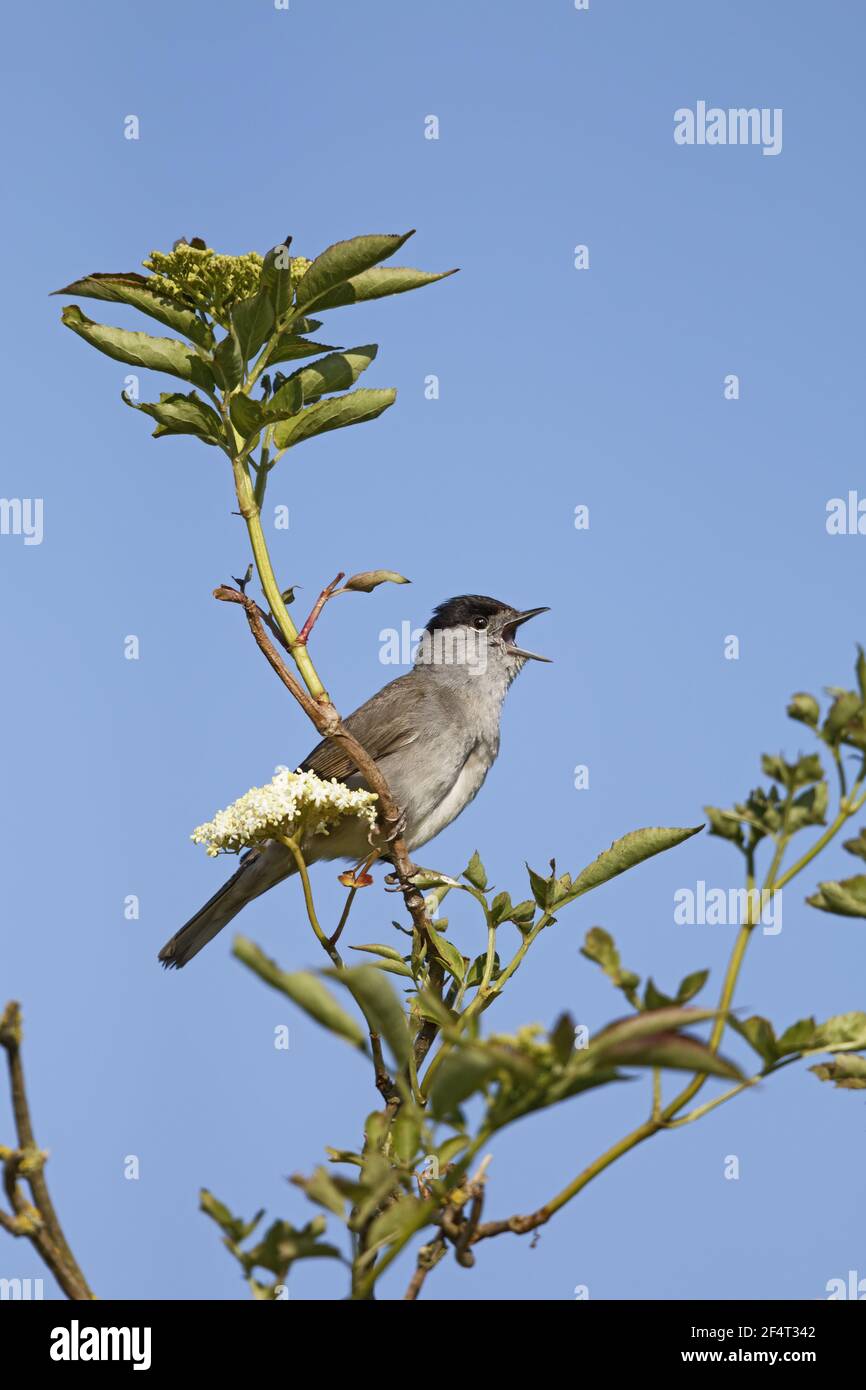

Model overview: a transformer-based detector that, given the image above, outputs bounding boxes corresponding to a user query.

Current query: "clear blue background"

[2,0,864,1301]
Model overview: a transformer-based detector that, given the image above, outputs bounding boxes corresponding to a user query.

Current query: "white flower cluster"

[191,767,378,857]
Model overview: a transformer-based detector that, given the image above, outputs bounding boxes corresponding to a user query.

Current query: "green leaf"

[53,272,213,347]
[463,851,488,892]
[810,1054,866,1089]
[676,969,710,1004]
[294,232,416,312]
[643,979,674,1010]
[843,827,866,861]
[729,1014,778,1064]
[507,899,537,930]
[231,290,275,364]
[761,752,824,790]
[526,863,554,909]
[62,304,214,389]
[703,806,744,846]
[341,569,410,593]
[200,1189,264,1245]
[260,242,294,320]
[349,943,406,963]
[787,780,828,833]
[328,965,412,1066]
[212,330,244,391]
[391,1108,422,1165]
[243,1217,341,1277]
[228,394,265,440]
[489,892,513,925]
[807,875,866,918]
[233,937,366,1048]
[309,264,458,312]
[857,647,866,703]
[776,1017,818,1055]
[266,335,341,366]
[787,692,820,728]
[813,1011,866,1050]
[561,825,703,906]
[427,924,466,982]
[122,389,224,445]
[823,691,863,741]
[597,1030,742,1080]
[286,345,378,404]
[429,1045,500,1119]
[272,388,396,451]
[365,1194,432,1252]
[290,1166,347,1219]
[580,927,641,1003]
[550,1012,576,1065]
[591,1006,721,1056]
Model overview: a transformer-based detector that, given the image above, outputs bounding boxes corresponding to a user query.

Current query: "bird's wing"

[299,672,425,784]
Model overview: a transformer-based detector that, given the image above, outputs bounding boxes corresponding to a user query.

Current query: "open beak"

[503,606,551,662]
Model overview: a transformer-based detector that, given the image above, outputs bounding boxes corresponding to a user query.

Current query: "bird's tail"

[158,842,294,969]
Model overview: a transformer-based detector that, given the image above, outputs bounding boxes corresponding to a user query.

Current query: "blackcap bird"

[158,595,549,968]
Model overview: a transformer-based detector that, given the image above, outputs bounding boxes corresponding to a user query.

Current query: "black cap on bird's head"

[426,594,551,663]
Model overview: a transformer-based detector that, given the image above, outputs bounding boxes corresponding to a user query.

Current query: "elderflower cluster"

[142,243,313,325]
[191,767,378,857]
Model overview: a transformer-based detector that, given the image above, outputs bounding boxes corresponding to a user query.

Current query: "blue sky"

[2,0,865,1301]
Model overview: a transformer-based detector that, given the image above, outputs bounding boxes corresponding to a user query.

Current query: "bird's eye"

[473,615,489,630]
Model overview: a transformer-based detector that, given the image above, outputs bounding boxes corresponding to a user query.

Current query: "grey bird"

[158,595,549,968]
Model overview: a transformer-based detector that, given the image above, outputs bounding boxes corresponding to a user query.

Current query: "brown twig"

[293,572,345,648]
[0,1002,95,1299]
[213,584,436,943]
[403,1232,446,1300]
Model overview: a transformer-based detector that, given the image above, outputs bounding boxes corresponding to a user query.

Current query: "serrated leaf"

[233,938,365,1048]
[229,393,265,440]
[122,389,224,445]
[272,388,396,450]
[266,335,341,365]
[328,965,412,1066]
[295,232,415,312]
[310,264,458,312]
[62,304,215,389]
[53,272,213,347]
[286,344,378,404]
[561,825,703,905]
[231,290,275,363]
[260,242,294,320]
